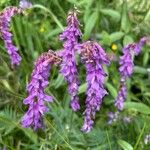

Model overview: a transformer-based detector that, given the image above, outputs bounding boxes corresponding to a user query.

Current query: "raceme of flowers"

[21,50,62,129]
[0,7,23,66]
[59,10,81,112]
[0,3,32,66]
[0,4,147,132]
[114,38,146,111]
[21,10,110,132]
[77,41,110,132]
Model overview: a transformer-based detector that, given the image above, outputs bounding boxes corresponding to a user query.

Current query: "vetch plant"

[0,0,32,66]
[0,6,23,66]
[114,38,146,110]
[0,3,147,133]
[77,41,110,132]
[21,9,110,132]
[21,50,62,129]
[59,10,81,111]
[0,2,32,66]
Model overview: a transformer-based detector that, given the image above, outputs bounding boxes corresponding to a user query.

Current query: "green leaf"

[83,11,98,40]
[121,1,131,33]
[0,79,14,93]
[110,32,124,43]
[79,83,87,94]
[105,83,117,98]
[143,52,149,66]
[123,35,134,46]
[144,9,150,21]
[118,139,133,150]
[124,102,150,115]
[22,128,38,143]
[53,74,64,89]
[100,9,121,22]
[144,92,150,97]
[134,123,146,149]
[134,66,148,75]
[101,31,111,46]
[46,28,62,39]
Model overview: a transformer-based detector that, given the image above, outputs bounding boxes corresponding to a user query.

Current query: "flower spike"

[0,7,23,66]
[77,41,110,132]
[115,38,146,110]
[21,50,61,130]
[59,9,82,111]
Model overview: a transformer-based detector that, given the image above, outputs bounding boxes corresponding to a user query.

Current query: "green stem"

[32,4,64,30]
[106,129,112,150]
[133,123,146,150]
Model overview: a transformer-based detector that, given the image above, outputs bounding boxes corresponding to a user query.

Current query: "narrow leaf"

[83,11,98,40]
[121,1,131,33]
[123,35,134,46]
[124,102,150,115]
[110,32,124,43]
[100,9,121,22]
[118,139,133,150]
[79,83,87,94]
[105,83,117,98]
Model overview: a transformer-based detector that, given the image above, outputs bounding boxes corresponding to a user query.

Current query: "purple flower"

[19,0,32,9]
[115,38,146,110]
[108,111,119,124]
[59,10,81,111]
[123,116,131,123]
[77,41,110,132]
[21,50,61,129]
[134,37,147,55]
[0,7,22,66]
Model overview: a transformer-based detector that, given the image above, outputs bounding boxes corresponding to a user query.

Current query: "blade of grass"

[45,117,74,150]
[106,130,112,150]
[133,123,146,150]
[32,4,64,30]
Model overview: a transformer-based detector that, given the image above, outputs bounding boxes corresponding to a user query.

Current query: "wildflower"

[144,134,150,145]
[77,41,110,132]
[123,116,131,123]
[108,111,119,124]
[59,9,82,111]
[111,43,117,52]
[0,7,22,66]
[115,38,146,110]
[21,50,61,129]
[19,0,32,9]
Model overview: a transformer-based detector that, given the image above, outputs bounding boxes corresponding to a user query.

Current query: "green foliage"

[0,0,150,149]
[117,139,133,150]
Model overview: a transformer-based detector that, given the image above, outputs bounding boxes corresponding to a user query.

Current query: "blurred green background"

[0,0,150,149]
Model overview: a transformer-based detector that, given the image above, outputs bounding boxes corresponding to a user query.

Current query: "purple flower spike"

[115,38,146,110]
[134,37,147,55]
[59,10,82,111]
[21,50,61,130]
[77,41,110,132]
[0,7,23,66]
